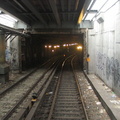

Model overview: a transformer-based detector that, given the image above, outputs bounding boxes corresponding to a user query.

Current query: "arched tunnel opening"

[21,33,84,71]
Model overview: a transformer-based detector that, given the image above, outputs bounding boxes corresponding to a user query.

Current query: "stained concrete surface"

[85,72,120,120]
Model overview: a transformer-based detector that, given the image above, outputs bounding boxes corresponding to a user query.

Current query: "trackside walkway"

[84,72,120,120]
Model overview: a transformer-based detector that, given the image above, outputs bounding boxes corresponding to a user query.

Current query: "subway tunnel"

[0,0,120,120]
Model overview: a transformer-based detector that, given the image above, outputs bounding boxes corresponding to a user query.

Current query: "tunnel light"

[57,45,60,48]
[0,16,14,28]
[77,46,82,50]
[52,50,54,52]
[48,45,52,48]
[0,14,18,28]
[45,45,47,48]
[64,44,68,46]
[1,14,18,22]
[54,46,57,48]
[75,43,78,45]
[71,43,78,46]
[54,45,60,48]
[63,44,67,47]
[63,43,78,47]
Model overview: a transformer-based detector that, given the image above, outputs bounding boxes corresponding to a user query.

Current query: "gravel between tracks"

[8,69,53,120]
[76,71,111,120]
[0,68,46,119]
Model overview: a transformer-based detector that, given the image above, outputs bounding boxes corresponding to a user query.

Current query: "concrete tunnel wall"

[5,35,50,72]
[87,1,120,96]
[6,36,20,71]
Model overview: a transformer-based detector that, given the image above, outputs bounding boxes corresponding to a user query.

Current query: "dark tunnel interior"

[21,33,84,70]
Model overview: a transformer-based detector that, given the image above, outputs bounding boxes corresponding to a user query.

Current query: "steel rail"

[14,64,58,120]
[47,56,71,120]
[1,58,61,120]
[47,55,88,120]
[23,59,62,120]
[71,56,89,120]
[0,58,52,97]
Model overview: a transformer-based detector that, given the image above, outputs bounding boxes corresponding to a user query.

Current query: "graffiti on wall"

[106,57,120,87]
[96,52,120,87]
[10,46,18,69]
[5,46,18,70]
[96,52,106,76]
[5,46,11,63]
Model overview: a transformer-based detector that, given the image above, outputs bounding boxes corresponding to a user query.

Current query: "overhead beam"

[68,0,71,21]
[38,0,46,11]
[37,0,51,21]
[21,0,46,25]
[13,0,28,12]
[5,34,12,42]
[68,0,71,11]
[49,0,61,25]
[60,0,64,12]
[10,35,17,42]
[12,0,37,22]
[6,0,23,12]
[0,23,29,37]
[32,20,93,29]
[77,0,87,24]
[87,10,98,13]
[83,0,97,21]
[19,11,79,15]
[75,0,80,11]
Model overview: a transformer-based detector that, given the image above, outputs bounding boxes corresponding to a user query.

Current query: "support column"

[0,30,9,83]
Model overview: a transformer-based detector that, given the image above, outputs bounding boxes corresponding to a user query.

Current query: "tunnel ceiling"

[0,0,85,31]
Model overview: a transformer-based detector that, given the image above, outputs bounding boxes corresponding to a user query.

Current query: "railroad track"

[0,56,63,120]
[21,55,88,120]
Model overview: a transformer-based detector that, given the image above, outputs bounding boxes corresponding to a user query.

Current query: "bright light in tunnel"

[57,45,60,48]
[48,45,52,48]
[52,50,54,52]
[53,45,60,48]
[63,44,66,47]
[63,43,78,47]
[2,14,18,22]
[54,46,57,48]
[45,45,60,49]
[0,13,18,28]
[77,46,82,50]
